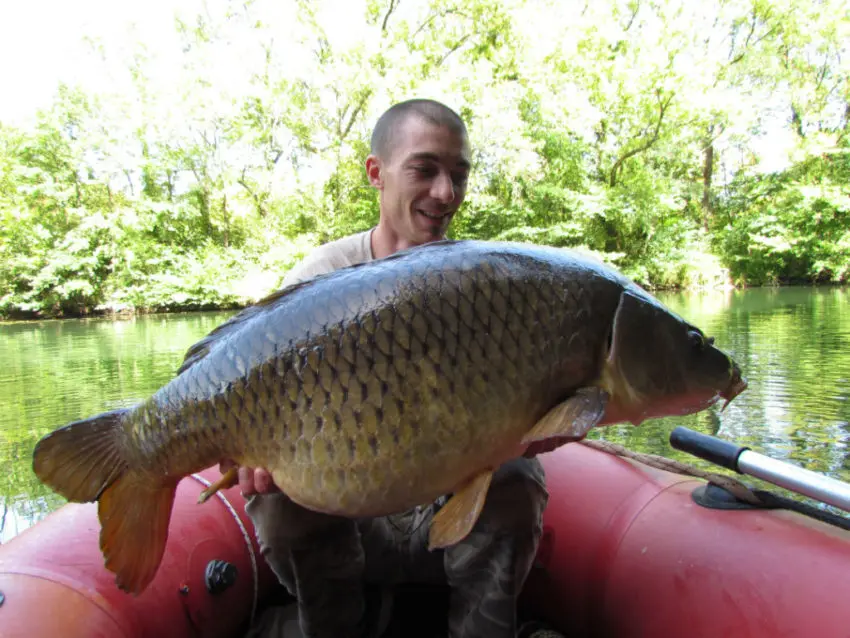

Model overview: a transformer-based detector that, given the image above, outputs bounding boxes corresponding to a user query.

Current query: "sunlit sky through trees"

[0,0,813,179]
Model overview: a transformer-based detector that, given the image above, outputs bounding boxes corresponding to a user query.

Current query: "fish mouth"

[719,363,747,412]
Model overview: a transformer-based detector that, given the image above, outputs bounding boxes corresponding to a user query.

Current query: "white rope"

[190,473,260,625]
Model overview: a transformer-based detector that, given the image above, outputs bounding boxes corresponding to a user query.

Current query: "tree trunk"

[166,170,175,202]
[608,91,673,187]
[791,105,805,138]
[199,186,212,236]
[221,193,230,248]
[702,141,714,230]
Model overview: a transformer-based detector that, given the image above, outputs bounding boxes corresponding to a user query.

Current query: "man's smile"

[416,208,450,220]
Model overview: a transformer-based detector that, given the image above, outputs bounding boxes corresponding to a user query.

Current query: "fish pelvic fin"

[428,470,493,551]
[99,471,179,595]
[32,408,131,502]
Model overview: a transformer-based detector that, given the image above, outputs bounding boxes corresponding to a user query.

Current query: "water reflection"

[0,287,848,542]
[0,311,236,542]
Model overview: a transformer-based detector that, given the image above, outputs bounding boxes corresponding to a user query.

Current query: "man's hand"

[219,459,280,497]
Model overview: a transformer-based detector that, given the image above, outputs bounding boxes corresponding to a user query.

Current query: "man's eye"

[452,173,468,186]
[412,165,435,176]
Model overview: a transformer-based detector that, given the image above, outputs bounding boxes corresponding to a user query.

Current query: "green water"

[1,287,848,542]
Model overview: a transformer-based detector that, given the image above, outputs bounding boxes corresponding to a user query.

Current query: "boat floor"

[243,583,569,638]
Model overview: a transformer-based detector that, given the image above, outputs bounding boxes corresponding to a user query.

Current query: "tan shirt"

[281,228,375,287]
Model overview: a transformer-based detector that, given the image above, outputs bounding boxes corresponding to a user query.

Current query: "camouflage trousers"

[245,457,548,638]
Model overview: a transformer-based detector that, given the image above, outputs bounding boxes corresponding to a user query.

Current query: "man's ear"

[365,155,383,189]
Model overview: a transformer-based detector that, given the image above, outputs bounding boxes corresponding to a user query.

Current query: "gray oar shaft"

[737,450,850,513]
[669,427,850,513]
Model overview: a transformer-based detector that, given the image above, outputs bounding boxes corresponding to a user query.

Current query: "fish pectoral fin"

[99,472,179,595]
[198,467,239,504]
[521,387,609,445]
[428,470,494,551]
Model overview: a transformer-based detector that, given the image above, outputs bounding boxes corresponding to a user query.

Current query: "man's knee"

[245,492,363,594]
[247,492,352,544]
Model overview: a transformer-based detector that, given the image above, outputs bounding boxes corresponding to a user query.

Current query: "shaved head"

[370,99,468,161]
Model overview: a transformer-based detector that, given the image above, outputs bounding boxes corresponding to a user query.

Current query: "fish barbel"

[32,240,746,594]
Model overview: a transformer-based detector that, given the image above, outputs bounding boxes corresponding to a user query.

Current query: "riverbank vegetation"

[1,0,848,319]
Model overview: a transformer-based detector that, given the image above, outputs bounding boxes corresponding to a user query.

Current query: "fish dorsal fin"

[176,238,466,375]
[176,278,315,375]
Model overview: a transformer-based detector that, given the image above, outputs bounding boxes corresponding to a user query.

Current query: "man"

[233,99,563,638]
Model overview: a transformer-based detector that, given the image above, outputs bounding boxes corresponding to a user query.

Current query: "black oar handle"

[669,427,749,473]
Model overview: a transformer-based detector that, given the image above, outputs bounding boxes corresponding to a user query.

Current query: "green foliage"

[716,149,850,285]
[1,0,848,319]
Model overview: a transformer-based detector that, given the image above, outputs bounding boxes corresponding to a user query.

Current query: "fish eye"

[688,330,705,351]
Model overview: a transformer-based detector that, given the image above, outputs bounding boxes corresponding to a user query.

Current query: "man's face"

[368,116,471,246]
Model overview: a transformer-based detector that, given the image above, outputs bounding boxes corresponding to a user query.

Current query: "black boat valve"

[204,559,238,595]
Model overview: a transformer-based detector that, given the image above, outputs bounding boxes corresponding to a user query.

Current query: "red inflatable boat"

[2,441,849,638]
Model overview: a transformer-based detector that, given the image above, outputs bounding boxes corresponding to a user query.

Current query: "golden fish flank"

[31,239,747,595]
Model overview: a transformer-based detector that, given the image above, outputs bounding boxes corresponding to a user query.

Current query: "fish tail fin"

[32,408,178,594]
[99,470,179,594]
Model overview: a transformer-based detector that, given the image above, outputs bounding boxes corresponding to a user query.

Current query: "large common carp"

[32,240,746,595]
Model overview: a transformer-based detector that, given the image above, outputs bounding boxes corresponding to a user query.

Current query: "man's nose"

[430,171,455,204]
